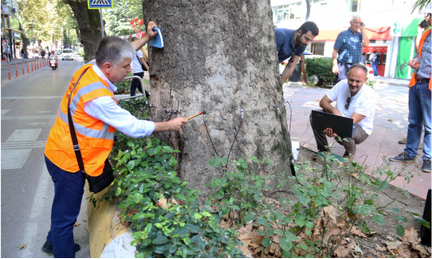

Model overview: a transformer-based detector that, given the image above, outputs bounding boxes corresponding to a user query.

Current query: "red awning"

[314,27,392,41]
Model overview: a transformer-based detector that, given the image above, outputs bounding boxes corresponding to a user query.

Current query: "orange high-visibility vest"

[409,28,431,90]
[45,62,116,176]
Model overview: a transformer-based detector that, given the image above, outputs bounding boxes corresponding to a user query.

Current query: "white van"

[62,48,73,61]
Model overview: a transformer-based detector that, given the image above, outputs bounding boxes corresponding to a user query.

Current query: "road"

[1,55,91,258]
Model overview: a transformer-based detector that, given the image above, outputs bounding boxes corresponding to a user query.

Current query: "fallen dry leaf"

[402,227,421,244]
[157,197,168,209]
[376,244,387,251]
[270,242,281,256]
[238,223,253,235]
[17,244,27,250]
[220,219,233,230]
[388,118,393,122]
[334,245,349,257]
[385,241,402,251]
[397,242,411,257]
[351,226,367,238]
[272,234,281,244]
[252,231,264,246]
[323,226,342,244]
[237,239,253,257]
[412,244,432,257]
[237,233,252,241]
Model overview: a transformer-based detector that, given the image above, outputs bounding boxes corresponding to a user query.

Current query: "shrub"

[304,57,336,86]
[115,73,134,94]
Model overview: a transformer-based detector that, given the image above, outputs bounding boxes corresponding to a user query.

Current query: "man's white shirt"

[83,64,155,138]
[326,79,376,135]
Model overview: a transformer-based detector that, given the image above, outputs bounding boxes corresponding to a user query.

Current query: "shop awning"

[313,27,392,41]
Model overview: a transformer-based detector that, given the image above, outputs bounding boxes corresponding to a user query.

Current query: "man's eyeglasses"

[345,97,352,109]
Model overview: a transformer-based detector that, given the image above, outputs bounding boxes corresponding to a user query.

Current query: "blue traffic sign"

[88,0,112,9]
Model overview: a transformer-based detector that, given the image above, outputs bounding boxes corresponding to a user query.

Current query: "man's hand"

[323,128,338,138]
[408,58,419,69]
[332,49,339,75]
[154,118,188,133]
[146,21,158,41]
[131,21,158,51]
[332,64,339,75]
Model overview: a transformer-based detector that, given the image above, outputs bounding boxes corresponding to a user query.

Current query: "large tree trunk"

[143,0,293,196]
[19,22,28,59]
[63,0,101,61]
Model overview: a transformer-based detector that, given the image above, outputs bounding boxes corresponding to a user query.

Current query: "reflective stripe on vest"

[57,81,115,140]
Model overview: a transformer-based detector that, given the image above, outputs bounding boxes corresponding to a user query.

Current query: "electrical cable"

[203,109,243,173]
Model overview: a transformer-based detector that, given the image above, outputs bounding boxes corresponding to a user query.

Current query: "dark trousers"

[311,117,369,155]
[336,62,352,83]
[130,72,144,96]
[45,156,85,258]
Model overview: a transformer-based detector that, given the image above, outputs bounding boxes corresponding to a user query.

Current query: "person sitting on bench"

[311,63,376,160]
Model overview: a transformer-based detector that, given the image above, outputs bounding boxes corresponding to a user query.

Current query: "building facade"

[271,0,425,79]
[1,0,22,60]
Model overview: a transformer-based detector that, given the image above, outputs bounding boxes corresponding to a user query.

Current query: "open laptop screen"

[310,110,357,138]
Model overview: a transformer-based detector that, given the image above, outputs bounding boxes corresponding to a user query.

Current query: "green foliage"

[206,156,272,224]
[304,57,336,86]
[104,0,144,36]
[206,146,415,257]
[114,73,134,94]
[106,98,244,258]
[18,0,76,44]
[366,80,375,88]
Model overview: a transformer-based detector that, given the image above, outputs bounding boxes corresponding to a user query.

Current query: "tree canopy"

[104,0,144,37]
[18,0,78,48]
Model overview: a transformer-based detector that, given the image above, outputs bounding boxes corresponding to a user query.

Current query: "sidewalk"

[284,77,430,199]
[1,57,37,67]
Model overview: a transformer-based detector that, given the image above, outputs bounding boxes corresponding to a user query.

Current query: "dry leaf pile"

[228,205,431,258]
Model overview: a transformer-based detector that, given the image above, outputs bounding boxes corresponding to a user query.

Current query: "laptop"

[310,110,357,138]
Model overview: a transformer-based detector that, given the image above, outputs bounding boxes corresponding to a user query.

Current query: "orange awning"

[314,27,392,41]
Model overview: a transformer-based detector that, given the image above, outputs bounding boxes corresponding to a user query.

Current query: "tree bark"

[143,0,293,196]
[63,0,102,61]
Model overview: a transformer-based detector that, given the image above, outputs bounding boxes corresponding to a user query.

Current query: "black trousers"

[310,113,369,155]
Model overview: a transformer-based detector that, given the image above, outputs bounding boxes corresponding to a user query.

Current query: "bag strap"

[136,54,144,66]
[67,68,90,173]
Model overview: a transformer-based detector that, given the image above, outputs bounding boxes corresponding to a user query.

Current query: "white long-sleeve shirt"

[84,64,155,138]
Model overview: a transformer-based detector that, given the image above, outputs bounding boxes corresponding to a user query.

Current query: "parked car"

[62,48,73,61]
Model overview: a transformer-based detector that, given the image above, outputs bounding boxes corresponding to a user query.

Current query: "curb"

[86,185,135,257]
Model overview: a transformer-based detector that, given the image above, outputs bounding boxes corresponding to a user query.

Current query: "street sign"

[88,0,113,9]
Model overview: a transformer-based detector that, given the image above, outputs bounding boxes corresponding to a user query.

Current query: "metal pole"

[100,9,104,37]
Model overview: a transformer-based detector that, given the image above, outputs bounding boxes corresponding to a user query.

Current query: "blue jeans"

[45,156,85,258]
[372,61,378,76]
[404,82,431,160]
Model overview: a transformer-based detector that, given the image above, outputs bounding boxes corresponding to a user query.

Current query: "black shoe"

[422,159,431,173]
[41,240,81,254]
[389,152,415,162]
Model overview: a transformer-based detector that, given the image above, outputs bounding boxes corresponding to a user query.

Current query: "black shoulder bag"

[67,68,114,194]
[136,54,148,71]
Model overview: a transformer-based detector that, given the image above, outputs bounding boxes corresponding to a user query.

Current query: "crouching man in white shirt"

[311,63,376,160]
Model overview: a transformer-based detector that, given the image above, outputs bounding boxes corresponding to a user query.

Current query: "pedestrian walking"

[332,15,370,82]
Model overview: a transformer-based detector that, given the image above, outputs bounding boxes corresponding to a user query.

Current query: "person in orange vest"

[41,21,188,257]
[389,6,431,173]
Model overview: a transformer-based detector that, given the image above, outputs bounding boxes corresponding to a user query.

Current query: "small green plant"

[366,79,374,88]
[206,145,416,257]
[304,57,336,86]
